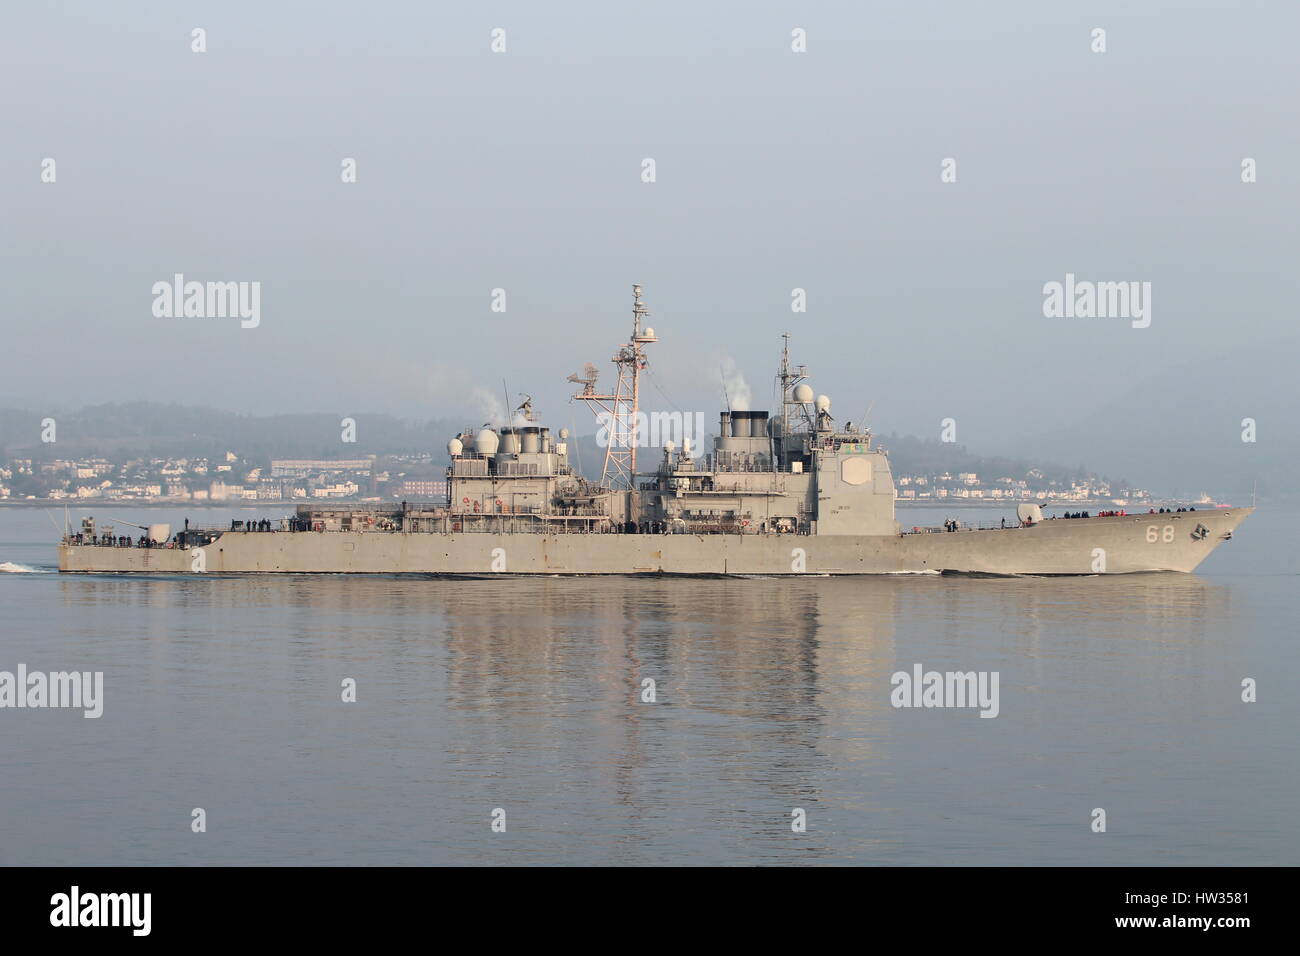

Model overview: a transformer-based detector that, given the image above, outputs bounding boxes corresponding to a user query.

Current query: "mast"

[775,332,810,435]
[570,285,657,489]
[778,332,792,437]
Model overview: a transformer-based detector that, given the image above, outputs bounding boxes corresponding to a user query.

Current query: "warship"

[59,287,1250,576]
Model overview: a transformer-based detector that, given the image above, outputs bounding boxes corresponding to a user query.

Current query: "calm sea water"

[0,503,1294,866]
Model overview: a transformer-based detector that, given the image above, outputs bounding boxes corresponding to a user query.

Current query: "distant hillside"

[2,401,1116,490]
[0,403,466,464]
[874,433,1121,488]
[1010,343,1299,502]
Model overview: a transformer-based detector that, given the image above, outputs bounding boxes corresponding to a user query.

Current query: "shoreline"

[0,497,1228,510]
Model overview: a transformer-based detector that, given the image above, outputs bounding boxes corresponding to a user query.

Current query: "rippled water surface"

[0,505,1295,865]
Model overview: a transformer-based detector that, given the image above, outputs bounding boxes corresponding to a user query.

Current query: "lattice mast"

[776,332,810,435]
[569,285,657,489]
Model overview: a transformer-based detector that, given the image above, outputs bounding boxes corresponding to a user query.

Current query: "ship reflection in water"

[22,569,1283,866]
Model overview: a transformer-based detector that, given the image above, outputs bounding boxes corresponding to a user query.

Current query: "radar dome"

[664,440,675,453]
[559,427,570,440]
[447,437,463,457]
[1016,503,1043,525]
[793,384,814,403]
[682,437,692,454]
[815,395,831,412]
[644,327,655,338]
[474,428,499,455]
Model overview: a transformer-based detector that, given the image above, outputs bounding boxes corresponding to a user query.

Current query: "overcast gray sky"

[3,0,1296,456]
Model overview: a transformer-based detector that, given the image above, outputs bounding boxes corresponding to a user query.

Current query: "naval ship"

[59,287,1250,575]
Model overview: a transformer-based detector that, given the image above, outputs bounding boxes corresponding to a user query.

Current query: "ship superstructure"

[440,286,897,539]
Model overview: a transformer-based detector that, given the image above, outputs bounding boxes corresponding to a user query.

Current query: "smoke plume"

[719,357,752,411]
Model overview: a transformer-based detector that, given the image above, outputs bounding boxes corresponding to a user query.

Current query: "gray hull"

[59,507,1251,575]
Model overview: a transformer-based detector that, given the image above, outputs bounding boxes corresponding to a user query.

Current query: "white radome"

[447,438,463,457]
[815,394,831,412]
[793,384,814,403]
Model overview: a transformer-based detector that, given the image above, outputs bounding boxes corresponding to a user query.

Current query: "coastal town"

[0,451,1179,508]
[0,453,442,504]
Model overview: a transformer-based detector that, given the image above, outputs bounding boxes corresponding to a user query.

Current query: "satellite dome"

[664,440,676,453]
[644,327,655,338]
[682,437,692,454]
[447,437,463,457]
[559,427,570,440]
[474,428,499,455]
[815,395,831,412]
[793,384,814,403]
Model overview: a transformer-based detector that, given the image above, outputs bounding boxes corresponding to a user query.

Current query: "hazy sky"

[3,0,1296,455]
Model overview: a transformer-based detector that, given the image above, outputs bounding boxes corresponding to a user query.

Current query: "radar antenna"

[566,363,599,397]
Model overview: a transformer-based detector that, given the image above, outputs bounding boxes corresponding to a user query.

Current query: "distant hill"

[0,403,466,464]
[2,401,1116,491]
[1008,342,1299,502]
[874,433,1117,487]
